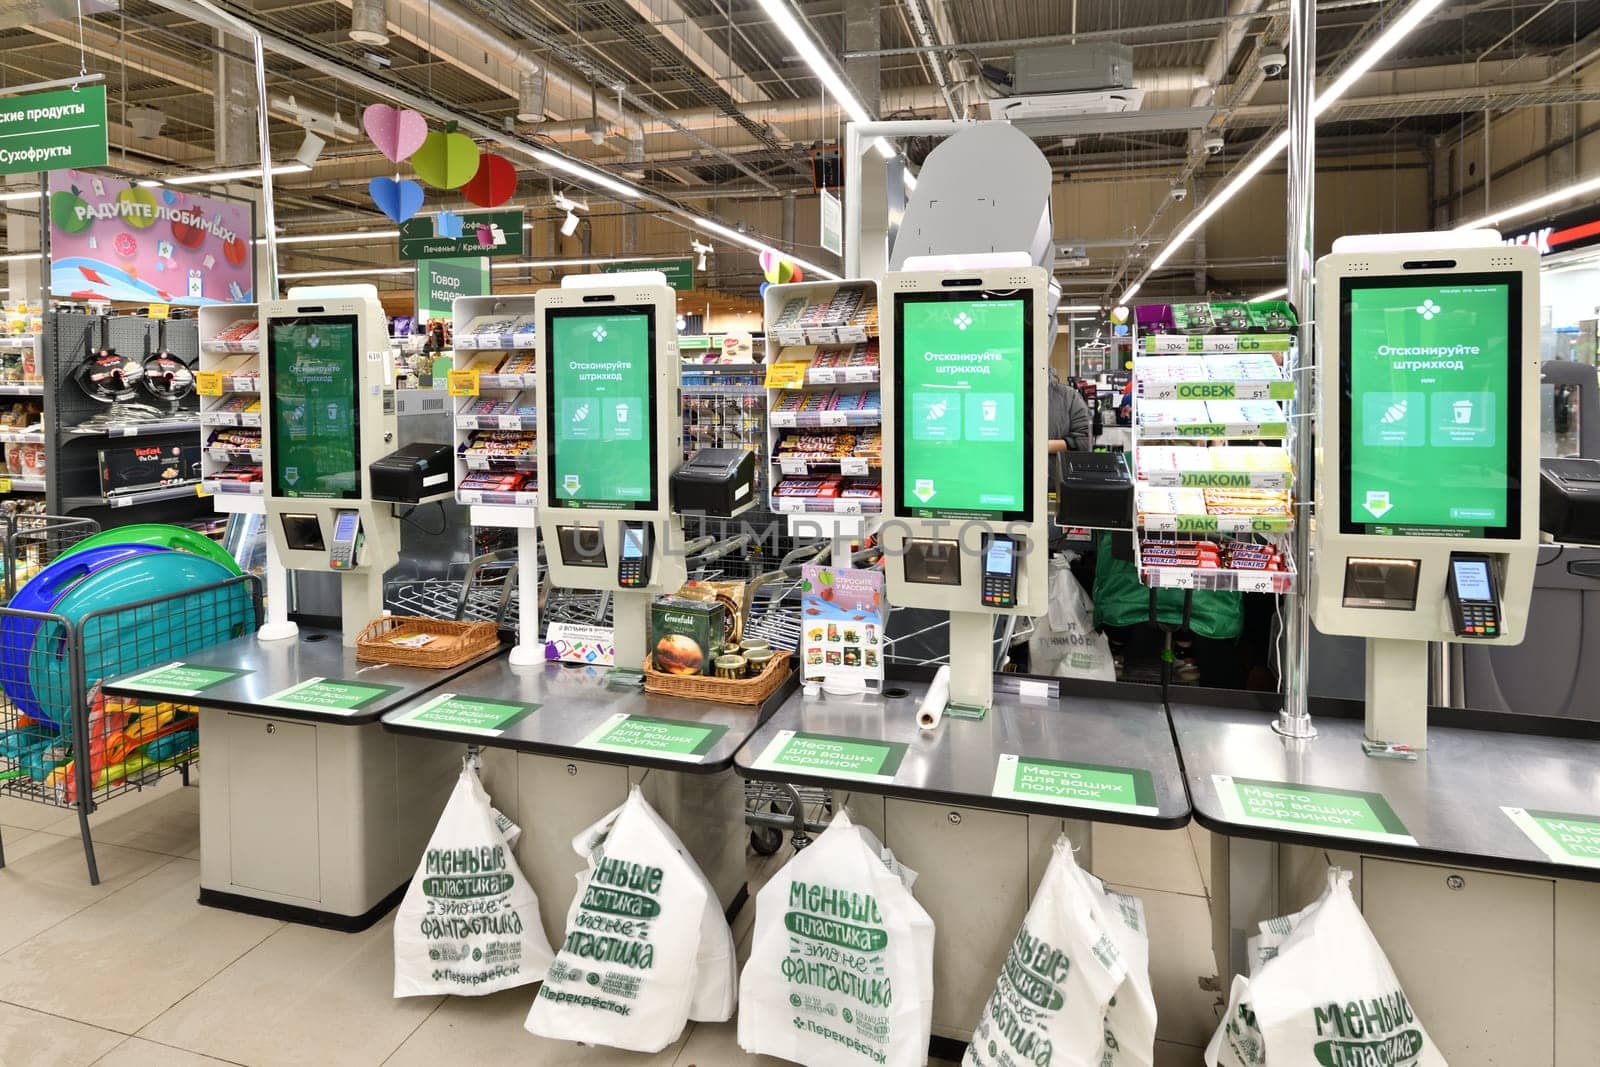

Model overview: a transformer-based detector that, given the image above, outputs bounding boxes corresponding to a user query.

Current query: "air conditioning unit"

[986,43,1142,123]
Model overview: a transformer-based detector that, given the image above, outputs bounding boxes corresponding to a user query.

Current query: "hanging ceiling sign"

[600,258,695,291]
[398,210,523,260]
[0,86,108,176]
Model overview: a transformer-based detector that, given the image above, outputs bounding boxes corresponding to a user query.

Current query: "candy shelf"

[452,294,539,528]
[198,304,264,515]
[1137,445,1292,491]
[768,406,881,430]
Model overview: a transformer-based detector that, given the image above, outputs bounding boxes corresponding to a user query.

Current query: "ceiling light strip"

[1454,174,1600,232]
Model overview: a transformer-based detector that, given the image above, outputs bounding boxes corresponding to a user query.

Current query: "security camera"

[1259,49,1287,77]
[1203,136,1225,155]
[1137,239,1150,251]
[1170,184,1188,202]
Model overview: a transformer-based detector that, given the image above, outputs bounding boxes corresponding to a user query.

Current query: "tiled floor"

[0,777,1221,1066]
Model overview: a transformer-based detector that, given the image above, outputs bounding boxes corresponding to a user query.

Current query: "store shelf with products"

[450,295,538,522]
[762,279,883,522]
[198,305,264,512]
[1129,301,1304,594]
[681,364,766,486]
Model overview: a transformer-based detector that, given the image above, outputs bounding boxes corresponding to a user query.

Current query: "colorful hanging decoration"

[461,152,517,208]
[368,176,425,223]
[362,103,429,164]
[760,249,804,285]
[410,122,481,190]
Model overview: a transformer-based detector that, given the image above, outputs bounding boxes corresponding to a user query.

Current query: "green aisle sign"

[1502,807,1600,868]
[259,676,401,715]
[0,86,108,175]
[750,729,908,783]
[398,210,523,260]
[416,256,488,322]
[576,712,728,763]
[599,258,694,291]
[992,754,1159,815]
[394,692,541,736]
[117,661,250,697]
[1213,775,1416,845]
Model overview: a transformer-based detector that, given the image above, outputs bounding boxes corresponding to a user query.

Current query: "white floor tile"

[0,857,280,1033]
[1155,1038,1206,1065]
[0,794,75,832]
[38,788,199,859]
[0,1000,124,1066]
[671,1017,962,1067]
[140,917,438,1067]
[95,1036,240,1066]
[387,987,688,1066]
[1188,821,1213,897]
[1091,823,1207,897]
[39,777,198,838]
[0,833,173,955]
[1111,883,1220,1048]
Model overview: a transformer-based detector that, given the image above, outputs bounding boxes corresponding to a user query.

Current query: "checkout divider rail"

[0,572,262,883]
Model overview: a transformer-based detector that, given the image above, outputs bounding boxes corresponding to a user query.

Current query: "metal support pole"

[1275,0,1317,739]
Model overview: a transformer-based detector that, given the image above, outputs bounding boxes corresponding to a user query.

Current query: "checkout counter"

[1185,234,1600,1064]
[105,286,475,929]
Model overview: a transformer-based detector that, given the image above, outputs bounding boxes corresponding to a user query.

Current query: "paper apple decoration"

[117,186,159,230]
[50,186,93,234]
[368,176,425,224]
[410,123,480,190]
[363,103,428,165]
[461,152,516,208]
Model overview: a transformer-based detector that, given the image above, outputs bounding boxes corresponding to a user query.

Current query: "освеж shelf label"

[392,692,541,737]
[259,676,401,715]
[749,729,908,783]
[1213,775,1416,845]
[992,754,1160,815]
[576,712,728,763]
[1502,807,1600,868]
[117,660,251,697]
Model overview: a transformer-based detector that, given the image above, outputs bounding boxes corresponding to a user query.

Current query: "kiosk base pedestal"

[948,612,996,711]
[482,750,749,950]
[196,710,459,930]
[1365,638,1429,749]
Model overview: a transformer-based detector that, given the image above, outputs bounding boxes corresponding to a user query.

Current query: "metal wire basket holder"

[0,514,101,604]
[0,572,262,884]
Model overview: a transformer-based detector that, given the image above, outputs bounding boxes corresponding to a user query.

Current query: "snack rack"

[196,303,263,508]
[0,313,47,502]
[760,279,882,535]
[1129,301,1300,593]
[448,295,540,517]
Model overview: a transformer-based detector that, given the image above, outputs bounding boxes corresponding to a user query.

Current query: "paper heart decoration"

[363,104,428,165]
[461,152,516,208]
[435,211,464,239]
[758,249,779,277]
[368,177,424,223]
[476,224,495,246]
[411,123,481,190]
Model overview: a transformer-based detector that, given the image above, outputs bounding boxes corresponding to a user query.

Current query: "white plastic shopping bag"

[1096,881,1158,1066]
[393,761,553,998]
[525,785,733,1052]
[1030,557,1116,681]
[964,837,1139,1067]
[738,808,935,1067]
[1205,868,1448,1067]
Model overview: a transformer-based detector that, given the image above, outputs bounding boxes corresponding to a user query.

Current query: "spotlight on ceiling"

[691,239,713,272]
[127,106,165,140]
[554,191,587,237]
[294,130,327,168]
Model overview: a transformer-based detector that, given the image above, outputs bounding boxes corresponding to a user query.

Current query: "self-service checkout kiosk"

[1311,234,1541,747]
[879,259,1052,710]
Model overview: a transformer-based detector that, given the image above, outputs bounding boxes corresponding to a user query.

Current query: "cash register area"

[0,779,1212,1065]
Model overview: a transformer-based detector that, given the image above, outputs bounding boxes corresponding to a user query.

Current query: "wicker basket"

[643,650,791,705]
[355,615,501,668]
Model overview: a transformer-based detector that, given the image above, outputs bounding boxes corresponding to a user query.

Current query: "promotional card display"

[799,565,885,692]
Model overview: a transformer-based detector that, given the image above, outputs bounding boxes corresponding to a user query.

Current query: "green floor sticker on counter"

[392,692,541,736]
[749,729,907,783]
[1502,807,1600,868]
[258,676,402,716]
[115,661,251,697]
[992,754,1159,815]
[1213,774,1416,846]
[575,712,728,763]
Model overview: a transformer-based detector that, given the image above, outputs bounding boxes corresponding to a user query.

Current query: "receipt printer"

[370,442,453,504]
[1056,450,1133,529]
[1541,457,1600,545]
[672,447,756,517]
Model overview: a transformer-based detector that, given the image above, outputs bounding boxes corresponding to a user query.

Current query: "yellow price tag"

[0,478,11,493]
[763,360,810,389]
[448,369,480,397]
[196,371,224,396]
[148,303,170,320]
[195,484,209,498]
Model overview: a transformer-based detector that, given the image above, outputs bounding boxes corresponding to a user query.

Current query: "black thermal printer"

[1056,450,1134,530]
[1541,457,1600,545]
[672,448,757,517]
[370,442,454,504]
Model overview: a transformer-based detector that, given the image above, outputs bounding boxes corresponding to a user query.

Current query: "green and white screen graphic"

[897,295,1030,518]
[547,310,654,508]
[1343,278,1517,537]
[268,317,359,499]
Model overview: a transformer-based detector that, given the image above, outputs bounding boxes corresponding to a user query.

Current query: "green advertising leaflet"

[1502,807,1600,869]
[393,692,541,736]
[1213,774,1416,845]
[991,754,1160,815]
[749,729,908,782]
[896,295,1030,518]
[546,310,656,508]
[116,661,251,697]
[268,318,360,499]
[259,676,401,715]
[575,712,728,763]
[1342,278,1517,537]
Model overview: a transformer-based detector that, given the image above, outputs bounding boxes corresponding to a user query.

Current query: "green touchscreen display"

[546,309,656,509]
[268,317,359,499]
[1341,277,1519,538]
[895,294,1031,519]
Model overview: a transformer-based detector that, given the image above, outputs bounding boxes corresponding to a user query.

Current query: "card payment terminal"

[1446,554,1501,637]
[617,522,653,589]
[329,509,363,570]
[981,535,1019,609]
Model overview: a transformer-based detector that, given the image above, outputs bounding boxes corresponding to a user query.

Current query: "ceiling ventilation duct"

[517,66,547,123]
[983,43,1144,123]
[348,0,389,47]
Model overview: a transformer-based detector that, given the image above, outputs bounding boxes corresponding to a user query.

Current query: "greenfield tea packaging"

[650,596,725,676]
